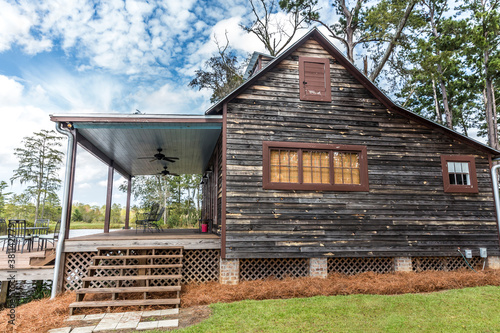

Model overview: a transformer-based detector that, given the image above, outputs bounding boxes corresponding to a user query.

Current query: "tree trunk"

[485,77,498,149]
[437,68,453,128]
[431,78,443,124]
[369,0,417,81]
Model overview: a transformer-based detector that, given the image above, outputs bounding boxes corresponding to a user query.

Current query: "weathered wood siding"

[224,38,500,259]
[202,135,223,233]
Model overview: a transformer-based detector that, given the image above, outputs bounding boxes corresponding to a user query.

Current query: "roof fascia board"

[50,114,223,123]
[76,131,130,178]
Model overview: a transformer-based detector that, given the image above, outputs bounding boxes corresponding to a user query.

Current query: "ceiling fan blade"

[137,157,152,159]
[170,173,179,176]
[163,158,177,163]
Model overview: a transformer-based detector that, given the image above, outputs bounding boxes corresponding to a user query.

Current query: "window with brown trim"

[299,57,332,102]
[263,142,369,191]
[440,155,478,193]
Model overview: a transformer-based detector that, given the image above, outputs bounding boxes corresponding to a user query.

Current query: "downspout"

[490,159,500,243]
[51,122,74,299]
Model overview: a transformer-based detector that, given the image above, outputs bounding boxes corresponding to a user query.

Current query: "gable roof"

[243,51,275,80]
[205,27,500,156]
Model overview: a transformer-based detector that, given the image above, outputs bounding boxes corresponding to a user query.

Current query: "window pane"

[303,167,312,183]
[290,166,299,183]
[334,152,342,167]
[447,161,471,187]
[271,150,280,165]
[352,169,360,184]
[464,173,470,185]
[312,152,321,167]
[343,168,352,184]
[350,153,359,168]
[303,152,312,167]
[271,166,279,182]
[334,168,343,184]
[332,152,361,185]
[270,149,299,183]
[321,167,330,184]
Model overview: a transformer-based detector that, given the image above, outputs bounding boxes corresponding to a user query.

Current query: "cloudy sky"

[0,0,338,207]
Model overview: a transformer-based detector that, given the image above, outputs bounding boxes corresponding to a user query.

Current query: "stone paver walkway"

[48,309,179,332]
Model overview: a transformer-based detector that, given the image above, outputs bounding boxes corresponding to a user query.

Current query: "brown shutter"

[299,57,331,102]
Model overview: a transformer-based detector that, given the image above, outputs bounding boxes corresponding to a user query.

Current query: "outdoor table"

[26,226,49,237]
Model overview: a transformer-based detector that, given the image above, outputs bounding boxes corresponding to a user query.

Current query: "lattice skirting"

[239,258,309,281]
[63,249,220,291]
[328,257,394,275]
[412,256,485,272]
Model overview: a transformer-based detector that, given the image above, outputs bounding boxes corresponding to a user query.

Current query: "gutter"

[51,122,74,299]
[490,158,500,244]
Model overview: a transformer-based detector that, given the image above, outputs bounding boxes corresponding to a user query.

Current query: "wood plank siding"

[223,38,500,259]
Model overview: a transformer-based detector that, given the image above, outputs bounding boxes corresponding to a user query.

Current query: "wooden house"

[49,28,500,305]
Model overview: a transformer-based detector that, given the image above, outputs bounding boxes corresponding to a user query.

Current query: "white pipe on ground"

[51,122,74,299]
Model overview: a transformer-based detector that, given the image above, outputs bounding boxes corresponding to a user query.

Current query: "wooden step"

[82,274,182,282]
[69,298,180,309]
[29,250,57,266]
[88,264,182,270]
[97,246,184,251]
[77,286,181,294]
[92,255,182,260]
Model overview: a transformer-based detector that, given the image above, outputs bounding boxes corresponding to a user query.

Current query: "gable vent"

[299,57,332,102]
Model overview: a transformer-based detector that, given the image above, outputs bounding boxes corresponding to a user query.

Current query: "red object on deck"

[201,224,208,233]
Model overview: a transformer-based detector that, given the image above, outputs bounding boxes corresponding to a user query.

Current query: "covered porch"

[49,113,223,237]
[48,113,225,294]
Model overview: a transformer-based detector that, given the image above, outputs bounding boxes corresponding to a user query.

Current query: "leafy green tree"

[120,174,201,228]
[10,129,64,219]
[111,203,123,225]
[457,0,500,148]
[72,208,84,222]
[279,0,419,81]
[189,34,245,103]
[0,181,11,217]
[392,0,473,131]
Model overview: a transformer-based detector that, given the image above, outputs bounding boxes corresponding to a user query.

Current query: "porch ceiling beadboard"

[50,114,223,176]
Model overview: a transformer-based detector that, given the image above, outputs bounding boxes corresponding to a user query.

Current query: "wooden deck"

[64,228,221,252]
[0,249,54,281]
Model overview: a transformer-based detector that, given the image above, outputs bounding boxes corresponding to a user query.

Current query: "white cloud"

[0,75,24,105]
[136,83,211,114]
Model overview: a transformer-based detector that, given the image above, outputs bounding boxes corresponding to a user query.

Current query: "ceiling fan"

[158,166,178,176]
[138,148,179,163]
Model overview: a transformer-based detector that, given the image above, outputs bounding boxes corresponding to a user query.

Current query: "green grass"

[69,221,124,230]
[149,286,500,332]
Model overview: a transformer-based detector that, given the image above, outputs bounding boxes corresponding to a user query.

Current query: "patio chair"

[148,207,165,232]
[38,220,61,251]
[0,219,7,251]
[135,203,159,233]
[33,218,49,243]
[9,219,33,254]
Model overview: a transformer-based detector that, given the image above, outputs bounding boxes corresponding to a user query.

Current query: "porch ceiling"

[50,114,223,177]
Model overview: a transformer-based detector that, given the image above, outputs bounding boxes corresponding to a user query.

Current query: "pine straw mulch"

[1,269,500,333]
[181,269,500,307]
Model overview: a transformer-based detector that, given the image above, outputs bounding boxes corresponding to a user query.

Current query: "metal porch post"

[104,161,114,233]
[64,129,78,239]
[125,175,132,229]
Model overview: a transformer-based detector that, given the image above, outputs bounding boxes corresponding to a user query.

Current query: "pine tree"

[10,129,64,219]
